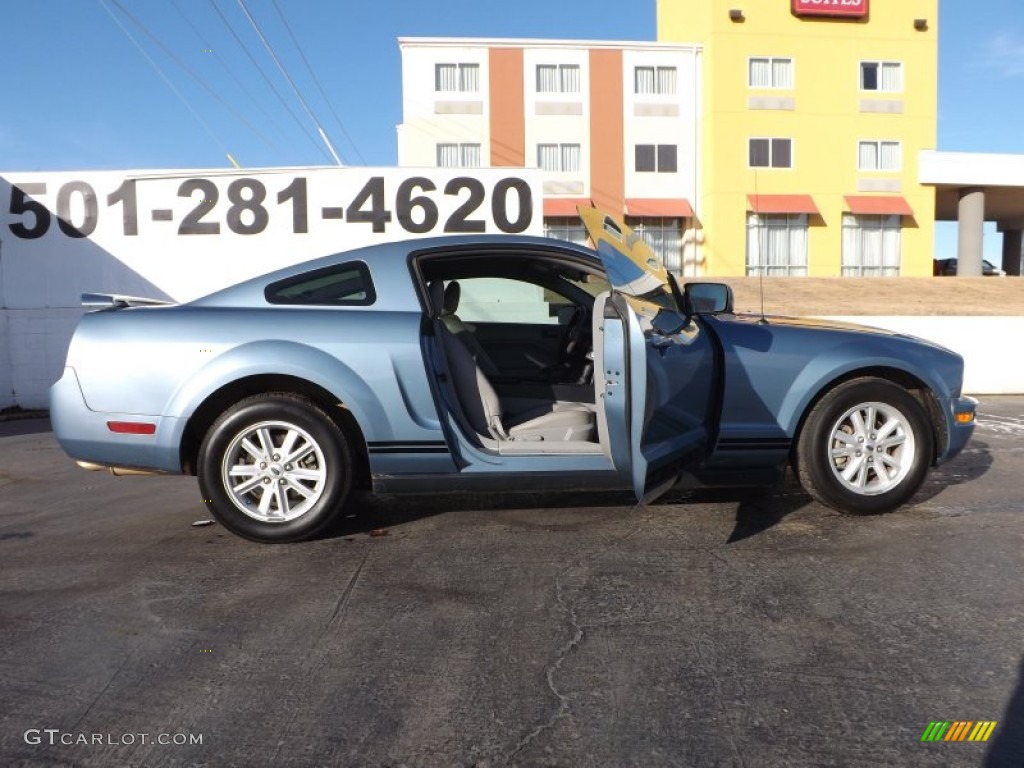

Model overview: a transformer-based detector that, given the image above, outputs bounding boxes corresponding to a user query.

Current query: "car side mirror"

[684,282,733,314]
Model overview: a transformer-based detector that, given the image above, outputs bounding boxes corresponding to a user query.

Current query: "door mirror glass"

[684,282,733,314]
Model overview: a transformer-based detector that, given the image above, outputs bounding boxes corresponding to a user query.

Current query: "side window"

[265,261,375,306]
[453,277,569,325]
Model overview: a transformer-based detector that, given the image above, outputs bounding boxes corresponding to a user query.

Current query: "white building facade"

[397,38,704,273]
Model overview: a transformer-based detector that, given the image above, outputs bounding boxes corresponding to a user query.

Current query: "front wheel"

[198,393,353,543]
[795,377,934,515]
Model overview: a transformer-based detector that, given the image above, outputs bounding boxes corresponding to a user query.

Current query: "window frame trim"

[633,64,679,96]
[264,260,376,307]
[858,60,904,94]
[747,56,795,90]
[434,62,481,93]
[747,136,795,170]
[856,139,903,172]
[537,142,582,173]
[535,63,581,94]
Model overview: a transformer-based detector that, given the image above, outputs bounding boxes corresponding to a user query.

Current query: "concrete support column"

[956,187,985,276]
[1002,228,1023,276]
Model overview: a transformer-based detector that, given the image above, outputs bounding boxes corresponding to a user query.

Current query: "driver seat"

[429,280,595,443]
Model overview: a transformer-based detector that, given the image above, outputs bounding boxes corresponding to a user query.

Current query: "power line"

[171,0,289,154]
[98,0,230,162]
[208,0,331,163]
[270,0,365,164]
[106,0,280,156]
[235,0,344,166]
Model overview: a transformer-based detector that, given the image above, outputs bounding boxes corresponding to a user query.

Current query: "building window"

[860,61,902,92]
[537,143,580,172]
[635,66,677,95]
[746,214,808,276]
[625,217,685,273]
[435,63,480,92]
[858,141,901,171]
[437,143,481,168]
[749,138,793,169]
[537,64,580,93]
[543,217,588,248]
[635,144,678,173]
[749,57,793,89]
[842,214,901,276]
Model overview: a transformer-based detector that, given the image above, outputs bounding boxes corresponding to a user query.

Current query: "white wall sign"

[0,166,542,407]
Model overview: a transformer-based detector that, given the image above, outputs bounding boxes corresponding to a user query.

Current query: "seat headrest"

[428,281,446,319]
[443,281,461,315]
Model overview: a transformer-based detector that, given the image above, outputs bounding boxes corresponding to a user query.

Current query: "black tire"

[197,393,353,543]
[795,377,934,515]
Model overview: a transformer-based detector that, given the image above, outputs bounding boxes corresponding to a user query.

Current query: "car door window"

[455,277,568,325]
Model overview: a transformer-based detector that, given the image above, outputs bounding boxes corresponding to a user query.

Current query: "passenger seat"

[429,280,595,443]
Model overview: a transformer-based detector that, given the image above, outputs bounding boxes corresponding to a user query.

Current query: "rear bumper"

[938,395,977,464]
[49,367,185,474]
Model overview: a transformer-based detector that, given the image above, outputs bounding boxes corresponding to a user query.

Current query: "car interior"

[419,249,616,456]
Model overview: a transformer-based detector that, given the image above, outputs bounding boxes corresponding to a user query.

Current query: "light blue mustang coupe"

[50,208,977,543]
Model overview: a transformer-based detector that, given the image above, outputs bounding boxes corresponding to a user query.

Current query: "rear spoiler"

[81,293,174,309]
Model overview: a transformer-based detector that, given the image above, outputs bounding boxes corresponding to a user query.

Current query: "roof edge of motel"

[397,37,702,53]
[919,150,1024,188]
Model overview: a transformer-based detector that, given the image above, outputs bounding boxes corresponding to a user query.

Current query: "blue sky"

[2,0,1023,262]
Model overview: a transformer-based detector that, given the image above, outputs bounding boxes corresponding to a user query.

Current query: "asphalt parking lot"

[1,399,1022,768]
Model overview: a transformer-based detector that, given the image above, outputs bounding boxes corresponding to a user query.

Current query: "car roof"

[188,234,599,308]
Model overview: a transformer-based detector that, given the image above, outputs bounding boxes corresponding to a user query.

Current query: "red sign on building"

[792,0,869,18]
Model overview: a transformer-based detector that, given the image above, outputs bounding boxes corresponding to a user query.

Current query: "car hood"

[720,312,960,357]
[727,313,902,335]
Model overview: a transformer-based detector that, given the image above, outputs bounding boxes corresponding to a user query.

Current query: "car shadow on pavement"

[318,440,993,543]
[910,438,994,504]
[322,487,641,539]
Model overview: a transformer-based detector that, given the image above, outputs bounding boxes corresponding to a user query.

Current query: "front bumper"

[939,395,978,464]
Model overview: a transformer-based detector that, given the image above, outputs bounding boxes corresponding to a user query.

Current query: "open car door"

[580,206,717,503]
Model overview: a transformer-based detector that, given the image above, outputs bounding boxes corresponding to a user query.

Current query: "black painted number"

[346,176,391,233]
[107,179,138,236]
[277,177,308,234]
[8,183,50,239]
[396,177,438,234]
[443,177,486,233]
[492,178,532,233]
[56,181,98,238]
[177,178,220,235]
[226,178,268,235]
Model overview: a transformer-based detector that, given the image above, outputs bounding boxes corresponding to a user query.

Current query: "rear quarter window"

[265,261,375,306]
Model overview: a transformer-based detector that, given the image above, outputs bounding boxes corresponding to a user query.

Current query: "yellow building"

[658,0,938,277]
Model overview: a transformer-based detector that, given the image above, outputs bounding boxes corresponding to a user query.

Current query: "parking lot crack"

[507,502,651,764]
[506,569,583,764]
[328,547,370,630]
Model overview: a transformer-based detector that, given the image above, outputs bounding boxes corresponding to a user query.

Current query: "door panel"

[580,206,717,501]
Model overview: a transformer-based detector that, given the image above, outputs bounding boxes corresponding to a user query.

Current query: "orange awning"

[543,198,592,217]
[844,195,914,216]
[624,198,694,218]
[747,194,820,215]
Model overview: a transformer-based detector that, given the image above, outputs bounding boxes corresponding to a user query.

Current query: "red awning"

[624,198,694,218]
[844,195,914,216]
[747,194,820,215]
[543,198,592,217]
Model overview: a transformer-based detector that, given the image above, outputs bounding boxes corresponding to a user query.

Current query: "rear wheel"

[796,377,934,515]
[198,393,352,543]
